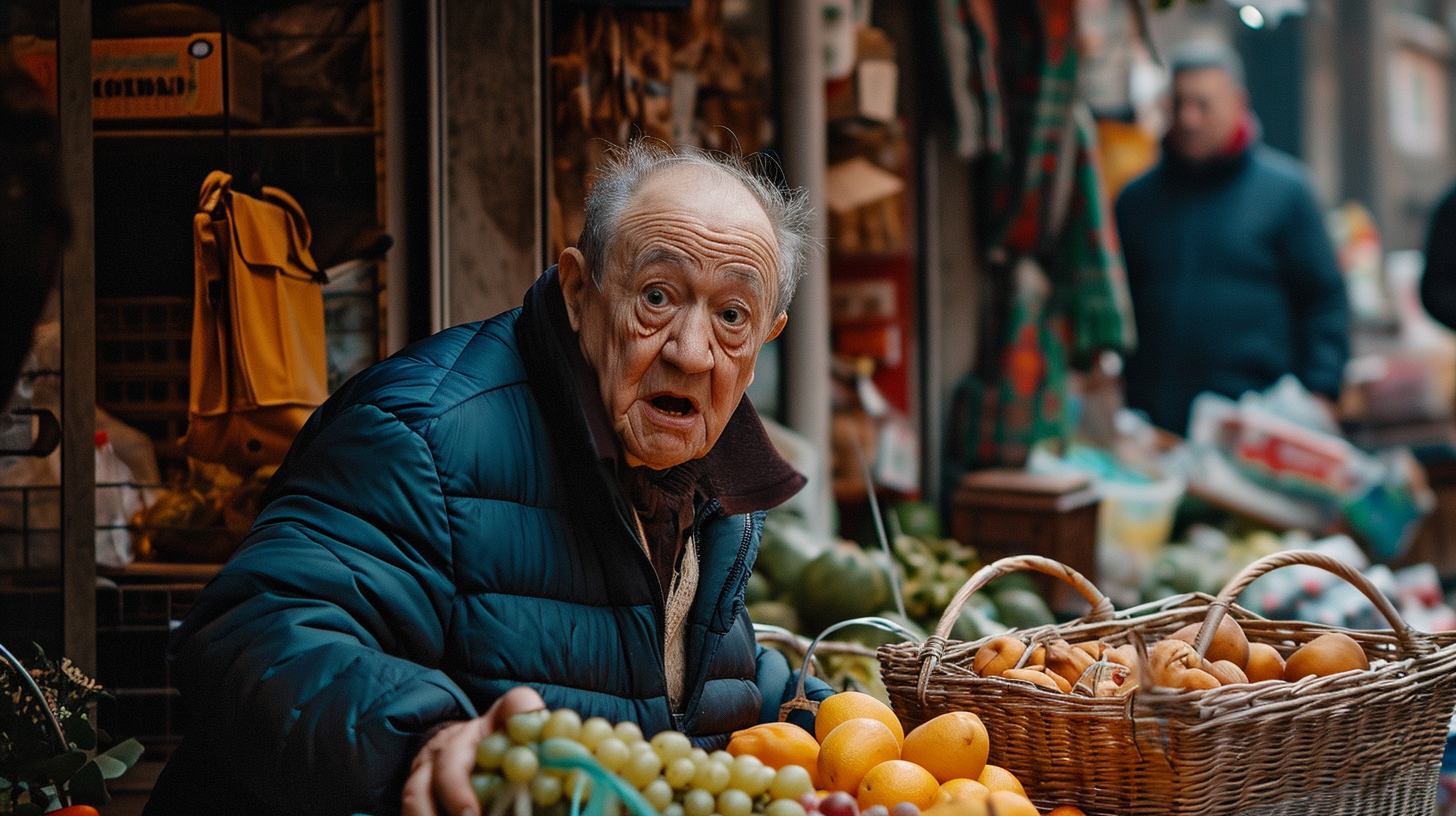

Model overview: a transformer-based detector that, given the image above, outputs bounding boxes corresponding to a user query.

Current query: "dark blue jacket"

[1116,142,1349,433]
[145,271,827,816]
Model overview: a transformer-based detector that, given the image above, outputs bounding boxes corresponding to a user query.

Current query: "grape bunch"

[472,710,821,816]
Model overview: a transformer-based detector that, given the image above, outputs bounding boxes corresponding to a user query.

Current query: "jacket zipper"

[678,500,754,729]
[611,484,672,726]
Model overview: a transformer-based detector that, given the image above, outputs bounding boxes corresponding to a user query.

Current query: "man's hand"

[403,686,547,816]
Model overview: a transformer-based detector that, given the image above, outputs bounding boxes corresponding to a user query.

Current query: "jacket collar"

[1162,110,1261,183]
[517,267,805,517]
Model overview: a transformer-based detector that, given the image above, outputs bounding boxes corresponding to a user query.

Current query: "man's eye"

[722,308,743,325]
[645,288,667,306]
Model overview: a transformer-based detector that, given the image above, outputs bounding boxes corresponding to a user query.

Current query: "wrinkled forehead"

[609,164,780,280]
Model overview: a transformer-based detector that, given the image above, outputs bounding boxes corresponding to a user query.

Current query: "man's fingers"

[433,718,491,816]
[401,750,437,816]
[487,686,547,729]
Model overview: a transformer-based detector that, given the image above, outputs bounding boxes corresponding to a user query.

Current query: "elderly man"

[144,143,828,816]
[1116,42,1348,434]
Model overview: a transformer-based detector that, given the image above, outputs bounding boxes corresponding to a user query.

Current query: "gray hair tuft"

[576,140,815,316]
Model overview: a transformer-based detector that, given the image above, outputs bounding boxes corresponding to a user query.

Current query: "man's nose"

[661,308,715,374]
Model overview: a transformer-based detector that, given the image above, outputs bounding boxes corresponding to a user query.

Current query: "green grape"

[476,732,512,772]
[708,750,734,766]
[630,740,658,760]
[502,745,540,784]
[506,711,547,744]
[752,767,777,796]
[542,709,583,742]
[530,774,565,807]
[580,717,615,750]
[662,804,686,816]
[614,720,645,744]
[594,736,632,773]
[665,757,697,789]
[622,749,665,789]
[718,789,753,816]
[764,800,808,816]
[691,759,731,795]
[472,774,505,806]
[650,731,693,763]
[683,789,717,816]
[642,778,675,811]
[768,765,813,800]
[566,768,594,802]
[728,755,767,796]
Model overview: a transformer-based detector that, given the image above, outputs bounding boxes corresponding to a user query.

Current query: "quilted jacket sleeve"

[168,402,475,814]
[755,643,834,732]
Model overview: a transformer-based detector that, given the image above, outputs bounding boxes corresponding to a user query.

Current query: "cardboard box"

[12,33,262,123]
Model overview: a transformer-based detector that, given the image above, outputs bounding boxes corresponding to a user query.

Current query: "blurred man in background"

[1115,41,1348,434]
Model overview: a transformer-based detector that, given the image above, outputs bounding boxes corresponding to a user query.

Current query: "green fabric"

[146,271,830,816]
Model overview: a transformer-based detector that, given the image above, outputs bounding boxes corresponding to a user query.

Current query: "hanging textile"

[938,0,1135,471]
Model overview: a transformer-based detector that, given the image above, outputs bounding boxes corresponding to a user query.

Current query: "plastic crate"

[96,297,192,445]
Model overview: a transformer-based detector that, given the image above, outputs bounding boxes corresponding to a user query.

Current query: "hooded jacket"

[1115,123,1349,433]
[144,270,827,816]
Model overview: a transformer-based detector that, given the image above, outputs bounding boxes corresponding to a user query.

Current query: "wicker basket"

[878,551,1456,816]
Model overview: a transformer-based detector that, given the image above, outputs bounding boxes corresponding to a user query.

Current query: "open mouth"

[649,394,698,417]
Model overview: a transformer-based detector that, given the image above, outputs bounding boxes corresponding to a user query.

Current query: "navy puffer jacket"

[145,271,828,816]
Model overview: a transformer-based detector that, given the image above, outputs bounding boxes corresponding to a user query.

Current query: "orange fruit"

[1245,642,1286,683]
[857,760,942,810]
[1170,616,1251,669]
[901,711,990,784]
[986,791,1039,816]
[815,691,906,747]
[726,722,820,786]
[1284,633,1369,681]
[976,764,1026,798]
[818,718,902,793]
[939,779,990,801]
[1046,808,1089,816]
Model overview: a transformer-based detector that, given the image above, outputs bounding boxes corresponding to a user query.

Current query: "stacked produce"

[968,612,1374,694]
[749,507,1055,649]
[472,694,1091,816]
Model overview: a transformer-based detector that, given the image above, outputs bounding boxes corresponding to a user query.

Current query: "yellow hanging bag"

[183,170,328,470]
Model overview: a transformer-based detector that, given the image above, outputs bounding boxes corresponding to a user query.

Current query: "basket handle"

[916,555,1114,702]
[1192,549,1423,659]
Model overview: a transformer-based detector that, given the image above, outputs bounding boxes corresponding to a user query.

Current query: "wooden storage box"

[949,469,1099,615]
[13,32,262,123]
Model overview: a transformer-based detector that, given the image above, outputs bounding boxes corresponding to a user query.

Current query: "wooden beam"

[58,0,96,675]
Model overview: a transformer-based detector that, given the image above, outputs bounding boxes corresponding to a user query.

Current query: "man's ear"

[766,311,788,343]
[558,247,588,332]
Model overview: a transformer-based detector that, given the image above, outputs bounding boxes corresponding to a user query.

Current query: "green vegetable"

[794,544,892,632]
[992,587,1057,631]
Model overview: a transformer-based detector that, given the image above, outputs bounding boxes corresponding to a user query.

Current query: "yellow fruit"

[1046,808,1089,816]
[726,722,820,787]
[818,718,902,794]
[939,779,990,801]
[816,691,905,747]
[971,636,1026,678]
[922,798,990,816]
[986,791,1039,816]
[1170,616,1251,669]
[857,760,942,810]
[1000,668,1060,691]
[1245,642,1286,683]
[976,764,1026,798]
[1204,659,1249,686]
[1284,633,1369,681]
[901,712,990,784]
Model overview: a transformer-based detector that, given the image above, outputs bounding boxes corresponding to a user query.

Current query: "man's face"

[1169,66,1247,162]
[561,165,788,471]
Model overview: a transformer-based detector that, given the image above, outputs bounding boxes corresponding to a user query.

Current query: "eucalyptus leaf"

[68,759,110,807]
[92,753,127,780]
[64,714,97,751]
[100,737,145,773]
[0,775,9,789]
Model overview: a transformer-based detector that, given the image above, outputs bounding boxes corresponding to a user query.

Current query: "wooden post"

[58,0,96,675]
